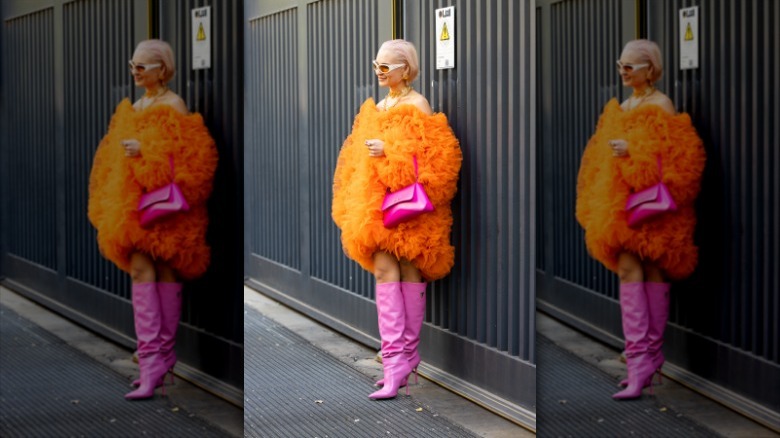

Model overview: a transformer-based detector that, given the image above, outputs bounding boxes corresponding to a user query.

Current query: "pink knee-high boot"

[369,282,412,399]
[376,282,426,388]
[125,283,168,400]
[613,282,656,400]
[619,282,670,388]
[132,282,181,388]
[645,282,670,374]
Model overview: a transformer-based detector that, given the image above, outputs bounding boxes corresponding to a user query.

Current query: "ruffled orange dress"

[576,99,706,280]
[332,99,462,281]
[88,99,218,280]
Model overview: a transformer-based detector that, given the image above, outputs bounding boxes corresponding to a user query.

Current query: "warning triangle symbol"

[197,22,206,41]
[440,22,450,41]
[685,23,693,41]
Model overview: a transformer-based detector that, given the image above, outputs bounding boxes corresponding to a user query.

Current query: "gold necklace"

[383,86,412,111]
[142,87,168,109]
[629,86,655,110]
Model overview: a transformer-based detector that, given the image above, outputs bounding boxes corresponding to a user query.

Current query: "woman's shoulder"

[159,92,189,114]
[645,92,676,115]
[405,92,433,116]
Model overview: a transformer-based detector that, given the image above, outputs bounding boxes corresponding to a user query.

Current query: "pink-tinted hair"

[134,39,176,84]
[622,39,663,83]
[378,39,420,83]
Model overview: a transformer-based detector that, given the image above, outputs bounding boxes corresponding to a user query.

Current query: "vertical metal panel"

[548,0,623,298]
[647,0,779,409]
[306,0,381,296]
[3,8,57,270]
[405,0,535,360]
[247,7,302,271]
[63,0,134,297]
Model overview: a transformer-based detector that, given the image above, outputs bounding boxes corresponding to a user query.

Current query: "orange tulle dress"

[88,99,218,280]
[576,99,706,280]
[332,99,462,281]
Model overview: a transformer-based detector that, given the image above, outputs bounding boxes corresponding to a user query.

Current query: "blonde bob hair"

[378,39,420,84]
[134,39,176,84]
[621,39,663,83]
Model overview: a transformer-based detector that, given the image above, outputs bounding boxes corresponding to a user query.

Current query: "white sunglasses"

[128,60,161,73]
[372,60,405,74]
[616,60,649,73]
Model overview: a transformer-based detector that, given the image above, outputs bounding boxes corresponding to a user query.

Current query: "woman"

[88,39,218,400]
[576,39,706,400]
[332,40,462,399]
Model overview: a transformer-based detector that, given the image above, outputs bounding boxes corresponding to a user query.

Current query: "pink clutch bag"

[381,156,434,228]
[625,157,676,227]
[137,157,190,228]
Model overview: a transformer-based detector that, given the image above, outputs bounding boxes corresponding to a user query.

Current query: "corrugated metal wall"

[537,0,779,424]
[307,0,383,294]
[404,0,535,361]
[247,6,302,271]
[245,0,536,427]
[3,8,58,272]
[647,0,779,415]
[63,0,135,296]
[1,0,243,402]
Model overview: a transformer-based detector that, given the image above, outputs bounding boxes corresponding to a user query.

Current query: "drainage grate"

[0,305,229,437]
[537,334,720,437]
[244,305,477,437]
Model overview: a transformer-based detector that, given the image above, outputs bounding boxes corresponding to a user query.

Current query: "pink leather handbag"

[381,156,434,228]
[137,157,190,228]
[625,157,676,228]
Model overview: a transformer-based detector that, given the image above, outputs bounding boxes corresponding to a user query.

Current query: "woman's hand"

[365,139,385,157]
[609,139,629,157]
[121,139,141,157]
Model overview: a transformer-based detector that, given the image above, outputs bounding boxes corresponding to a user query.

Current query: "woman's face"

[129,49,163,89]
[617,48,652,89]
[373,49,407,89]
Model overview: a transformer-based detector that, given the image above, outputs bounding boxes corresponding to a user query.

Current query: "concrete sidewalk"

[537,312,779,438]
[244,287,533,437]
[0,286,242,437]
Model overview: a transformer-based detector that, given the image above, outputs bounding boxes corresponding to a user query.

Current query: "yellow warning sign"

[197,22,206,41]
[440,22,450,41]
[684,22,693,41]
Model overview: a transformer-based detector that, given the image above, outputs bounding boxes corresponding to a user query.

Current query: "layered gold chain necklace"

[141,87,169,110]
[628,86,655,110]
[383,86,412,111]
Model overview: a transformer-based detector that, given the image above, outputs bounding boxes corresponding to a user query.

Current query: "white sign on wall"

[679,6,699,70]
[435,6,455,70]
[192,6,211,70]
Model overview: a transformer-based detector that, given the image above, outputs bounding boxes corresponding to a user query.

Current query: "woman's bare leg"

[130,253,156,284]
[399,259,422,283]
[155,262,177,283]
[374,251,401,283]
[642,261,664,283]
[617,252,643,284]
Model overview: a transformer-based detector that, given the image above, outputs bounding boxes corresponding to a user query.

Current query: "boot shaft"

[619,282,650,357]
